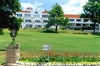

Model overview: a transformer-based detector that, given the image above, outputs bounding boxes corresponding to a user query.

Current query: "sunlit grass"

[0,29,100,63]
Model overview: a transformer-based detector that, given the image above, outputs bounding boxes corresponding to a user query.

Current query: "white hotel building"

[16,7,100,32]
[16,7,48,29]
[65,14,100,32]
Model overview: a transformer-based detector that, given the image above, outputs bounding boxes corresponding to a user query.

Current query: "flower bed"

[20,56,100,63]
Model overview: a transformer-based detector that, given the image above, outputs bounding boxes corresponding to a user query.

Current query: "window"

[76,24,81,26]
[90,24,99,27]
[16,14,22,17]
[42,15,48,18]
[35,25,41,28]
[24,14,31,17]
[26,24,32,28]
[83,24,87,26]
[33,15,40,18]
[83,24,89,27]
[35,20,41,23]
[35,11,38,14]
[69,19,74,22]
[96,24,99,27]
[43,20,48,23]
[90,24,93,27]
[25,19,32,22]
[76,19,81,22]
[84,19,89,22]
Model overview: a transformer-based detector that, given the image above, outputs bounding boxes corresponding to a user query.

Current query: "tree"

[62,18,69,30]
[46,4,68,33]
[0,0,21,34]
[82,0,100,33]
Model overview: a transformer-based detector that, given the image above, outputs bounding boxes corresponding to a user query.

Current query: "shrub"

[59,29,89,35]
[20,56,100,63]
[0,28,3,35]
[43,29,56,33]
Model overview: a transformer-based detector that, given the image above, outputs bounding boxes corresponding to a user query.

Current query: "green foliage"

[20,56,100,63]
[82,0,100,33]
[0,0,21,32]
[8,17,23,31]
[0,0,21,14]
[61,18,69,30]
[0,28,3,35]
[46,3,68,33]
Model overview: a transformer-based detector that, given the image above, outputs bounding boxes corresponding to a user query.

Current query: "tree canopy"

[82,0,100,33]
[46,4,68,33]
[0,0,21,31]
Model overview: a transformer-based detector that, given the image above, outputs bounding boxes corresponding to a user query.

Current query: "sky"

[19,0,88,14]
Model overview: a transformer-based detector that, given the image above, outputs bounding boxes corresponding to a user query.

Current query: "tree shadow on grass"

[91,33,100,38]
[42,30,58,33]
[0,32,4,35]
[0,29,4,35]
[92,33,100,36]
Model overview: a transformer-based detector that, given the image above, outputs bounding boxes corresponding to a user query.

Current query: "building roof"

[64,14,80,18]
[18,11,31,13]
[42,10,48,13]
[26,7,33,10]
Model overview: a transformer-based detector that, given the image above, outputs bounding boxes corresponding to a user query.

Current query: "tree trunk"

[55,25,58,33]
[93,22,96,33]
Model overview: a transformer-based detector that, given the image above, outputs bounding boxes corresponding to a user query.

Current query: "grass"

[0,51,5,64]
[0,29,100,53]
[0,29,100,63]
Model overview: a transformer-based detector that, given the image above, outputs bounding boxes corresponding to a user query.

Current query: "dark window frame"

[35,20,41,23]
[76,24,81,26]
[16,14,22,17]
[42,15,48,18]
[25,19,32,22]
[69,19,75,22]
[84,19,89,22]
[76,19,81,22]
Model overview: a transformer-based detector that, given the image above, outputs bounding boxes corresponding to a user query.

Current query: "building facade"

[16,7,48,29]
[64,14,100,32]
[16,8,100,32]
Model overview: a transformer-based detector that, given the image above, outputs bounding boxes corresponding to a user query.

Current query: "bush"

[20,56,100,63]
[43,29,56,33]
[0,28,3,35]
[59,29,89,35]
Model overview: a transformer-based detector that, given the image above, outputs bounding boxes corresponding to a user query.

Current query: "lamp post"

[42,44,51,62]
[10,29,17,44]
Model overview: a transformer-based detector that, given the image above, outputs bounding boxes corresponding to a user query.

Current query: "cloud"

[20,0,88,14]
[21,2,33,9]
[61,0,88,14]
[21,1,44,11]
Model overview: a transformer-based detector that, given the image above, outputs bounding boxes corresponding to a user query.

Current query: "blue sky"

[19,0,88,14]
[20,0,67,9]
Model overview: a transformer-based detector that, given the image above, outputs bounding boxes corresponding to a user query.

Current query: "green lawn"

[0,29,100,63]
[0,29,100,53]
[0,51,5,64]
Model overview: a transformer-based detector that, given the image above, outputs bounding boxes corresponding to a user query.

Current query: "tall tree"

[0,0,21,34]
[46,4,68,33]
[82,0,100,33]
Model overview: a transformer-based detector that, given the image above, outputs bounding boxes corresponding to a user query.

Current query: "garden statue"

[5,30,20,66]
[10,29,17,44]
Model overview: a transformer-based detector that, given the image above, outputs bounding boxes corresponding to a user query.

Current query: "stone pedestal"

[6,44,20,66]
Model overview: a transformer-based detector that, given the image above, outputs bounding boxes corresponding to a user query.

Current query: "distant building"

[64,14,100,32]
[16,7,48,29]
[16,8,100,32]
[64,14,93,29]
